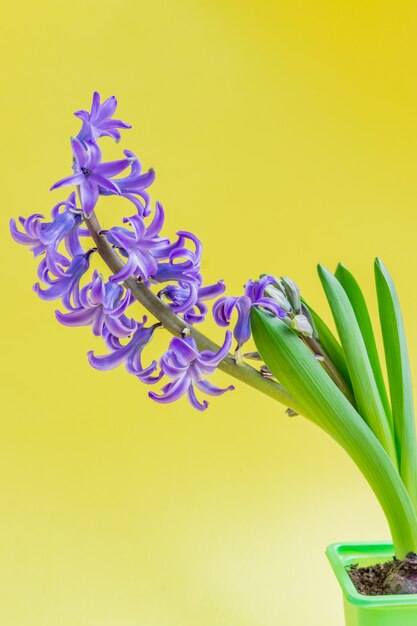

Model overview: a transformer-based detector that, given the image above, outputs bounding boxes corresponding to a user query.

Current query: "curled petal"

[212,297,238,326]
[88,342,133,371]
[105,315,137,338]
[149,375,191,404]
[195,379,234,396]
[109,255,136,283]
[199,331,232,367]
[187,385,208,411]
[146,201,164,238]
[255,297,287,318]
[160,351,189,378]
[198,280,226,301]
[233,296,252,346]
[55,308,96,327]
[169,337,200,365]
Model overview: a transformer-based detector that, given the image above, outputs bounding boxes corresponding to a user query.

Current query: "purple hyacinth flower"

[34,250,94,309]
[56,270,137,338]
[159,280,226,324]
[98,150,156,217]
[213,275,287,356]
[10,192,83,276]
[50,138,132,217]
[75,91,132,143]
[152,231,203,311]
[88,317,161,383]
[107,203,180,283]
[149,331,234,411]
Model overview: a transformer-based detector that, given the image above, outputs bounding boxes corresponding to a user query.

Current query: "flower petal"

[96,158,131,178]
[79,178,99,217]
[195,379,234,396]
[50,172,84,191]
[187,385,208,411]
[149,375,191,404]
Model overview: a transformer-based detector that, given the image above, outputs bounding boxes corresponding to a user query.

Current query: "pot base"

[326,542,417,626]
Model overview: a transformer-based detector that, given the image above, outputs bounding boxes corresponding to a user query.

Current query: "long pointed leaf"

[375,258,417,513]
[335,263,392,423]
[318,265,397,465]
[251,307,417,558]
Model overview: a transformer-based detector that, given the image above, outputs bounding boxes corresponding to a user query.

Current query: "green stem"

[84,212,303,413]
[303,334,356,406]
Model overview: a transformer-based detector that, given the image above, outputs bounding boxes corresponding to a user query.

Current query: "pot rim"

[326,541,417,607]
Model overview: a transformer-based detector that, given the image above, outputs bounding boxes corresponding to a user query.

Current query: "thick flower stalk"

[11,91,417,562]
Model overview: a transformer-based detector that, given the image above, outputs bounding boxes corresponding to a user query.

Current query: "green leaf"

[251,307,417,558]
[375,258,417,513]
[318,265,397,466]
[335,263,392,423]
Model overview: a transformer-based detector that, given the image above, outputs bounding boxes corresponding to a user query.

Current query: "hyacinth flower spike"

[149,331,234,411]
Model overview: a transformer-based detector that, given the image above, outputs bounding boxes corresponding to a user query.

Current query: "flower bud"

[291,313,313,337]
[264,284,292,312]
[281,276,301,313]
[301,302,319,340]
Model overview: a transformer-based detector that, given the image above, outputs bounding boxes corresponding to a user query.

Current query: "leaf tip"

[317,264,335,285]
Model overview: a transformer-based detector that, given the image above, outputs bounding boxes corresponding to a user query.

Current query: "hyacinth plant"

[11,92,417,565]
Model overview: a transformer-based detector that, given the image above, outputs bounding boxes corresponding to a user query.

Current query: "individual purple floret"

[88,317,161,383]
[149,331,234,411]
[98,150,155,217]
[158,280,226,324]
[50,138,132,217]
[56,270,137,338]
[152,231,203,310]
[9,192,83,276]
[75,91,132,143]
[34,250,94,309]
[107,203,180,283]
[213,275,287,357]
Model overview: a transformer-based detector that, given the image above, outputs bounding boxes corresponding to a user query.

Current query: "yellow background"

[2,1,417,624]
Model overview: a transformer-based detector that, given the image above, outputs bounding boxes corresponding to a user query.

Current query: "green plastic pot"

[326,542,417,625]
